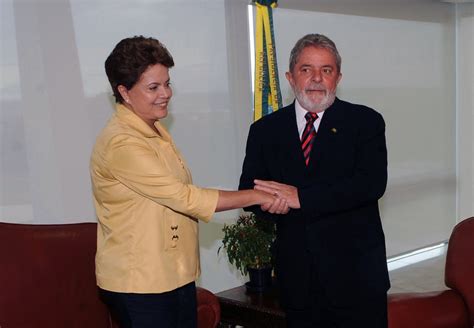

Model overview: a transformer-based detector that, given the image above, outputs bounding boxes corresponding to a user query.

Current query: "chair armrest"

[197,287,221,328]
[388,290,470,328]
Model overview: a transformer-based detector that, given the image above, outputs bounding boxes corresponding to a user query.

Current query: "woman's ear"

[117,85,130,103]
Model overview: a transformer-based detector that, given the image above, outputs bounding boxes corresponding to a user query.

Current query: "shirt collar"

[115,103,171,141]
[294,98,325,126]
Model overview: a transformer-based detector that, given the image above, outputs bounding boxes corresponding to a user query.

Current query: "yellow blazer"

[90,104,218,293]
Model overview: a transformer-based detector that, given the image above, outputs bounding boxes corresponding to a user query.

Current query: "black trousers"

[284,290,388,328]
[99,282,197,328]
[276,249,388,328]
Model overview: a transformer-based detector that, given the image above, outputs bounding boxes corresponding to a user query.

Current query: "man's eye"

[149,86,157,91]
[323,68,332,74]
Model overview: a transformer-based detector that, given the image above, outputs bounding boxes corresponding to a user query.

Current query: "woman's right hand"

[215,189,289,213]
[254,180,300,209]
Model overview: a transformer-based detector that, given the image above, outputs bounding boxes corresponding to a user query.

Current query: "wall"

[0,0,250,292]
[0,0,470,293]
[457,3,474,221]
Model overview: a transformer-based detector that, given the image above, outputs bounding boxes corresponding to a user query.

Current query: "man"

[239,34,390,327]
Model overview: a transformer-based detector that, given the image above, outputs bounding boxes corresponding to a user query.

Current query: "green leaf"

[218,213,275,275]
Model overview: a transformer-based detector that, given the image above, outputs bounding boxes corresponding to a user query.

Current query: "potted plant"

[219,213,276,292]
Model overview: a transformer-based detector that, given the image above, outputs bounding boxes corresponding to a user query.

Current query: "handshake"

[253,179,300,215]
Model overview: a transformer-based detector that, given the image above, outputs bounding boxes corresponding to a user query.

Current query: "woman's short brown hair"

[105,36,174,103]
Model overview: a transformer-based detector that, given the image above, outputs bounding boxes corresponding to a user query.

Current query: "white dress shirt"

[295,99,325,139]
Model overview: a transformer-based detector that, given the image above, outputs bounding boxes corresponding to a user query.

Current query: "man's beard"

[293,85,336,112]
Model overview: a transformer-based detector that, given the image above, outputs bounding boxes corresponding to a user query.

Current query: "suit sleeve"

[299,112,387,216]
[239,123,282,221]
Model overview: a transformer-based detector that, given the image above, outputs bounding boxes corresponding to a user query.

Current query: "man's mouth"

[306,89,326,94]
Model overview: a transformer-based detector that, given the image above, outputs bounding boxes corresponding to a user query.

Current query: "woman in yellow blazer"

[90,36,288,328]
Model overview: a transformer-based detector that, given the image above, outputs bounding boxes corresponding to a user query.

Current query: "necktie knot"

[305,112,318,123]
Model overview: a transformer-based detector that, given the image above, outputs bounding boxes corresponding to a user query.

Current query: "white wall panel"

[457,4,474,222]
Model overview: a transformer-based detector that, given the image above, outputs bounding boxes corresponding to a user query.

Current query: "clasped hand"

[255,179,301,214]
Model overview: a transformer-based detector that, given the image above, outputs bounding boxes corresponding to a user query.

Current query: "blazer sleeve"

[103,134,218,222]
[299,111,387,216]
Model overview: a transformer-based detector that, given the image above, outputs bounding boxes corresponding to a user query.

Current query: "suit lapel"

[308,98,345,171]
[276,104,309,182]
[273,100,346,181]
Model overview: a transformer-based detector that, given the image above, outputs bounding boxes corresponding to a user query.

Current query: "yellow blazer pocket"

[163,210,180,250]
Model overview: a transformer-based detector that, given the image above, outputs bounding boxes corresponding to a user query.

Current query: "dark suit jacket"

[239,98,390,304]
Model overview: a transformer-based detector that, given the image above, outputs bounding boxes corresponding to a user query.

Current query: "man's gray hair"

[289,34,341,73]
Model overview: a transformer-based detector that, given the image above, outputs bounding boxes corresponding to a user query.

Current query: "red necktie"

[301,112,318,166]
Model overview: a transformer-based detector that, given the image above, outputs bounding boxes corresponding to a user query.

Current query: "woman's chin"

[155,109,168,120]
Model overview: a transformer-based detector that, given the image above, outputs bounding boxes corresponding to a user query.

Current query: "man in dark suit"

[239,34,390,327]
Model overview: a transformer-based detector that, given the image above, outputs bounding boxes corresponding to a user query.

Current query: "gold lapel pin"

[331,128,337,133]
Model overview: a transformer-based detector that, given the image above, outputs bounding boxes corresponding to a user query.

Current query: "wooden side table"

[216,282,286,327]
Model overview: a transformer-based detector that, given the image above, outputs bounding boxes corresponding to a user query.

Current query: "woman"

[90,36,288,328]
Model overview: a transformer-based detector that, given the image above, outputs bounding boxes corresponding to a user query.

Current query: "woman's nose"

[159,85,172,98]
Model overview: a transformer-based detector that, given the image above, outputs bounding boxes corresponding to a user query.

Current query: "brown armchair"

[197,286,221,328]
[0,222,220,328]
[388,217,474,328]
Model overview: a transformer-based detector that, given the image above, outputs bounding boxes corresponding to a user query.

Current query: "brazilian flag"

[253,0,282,121]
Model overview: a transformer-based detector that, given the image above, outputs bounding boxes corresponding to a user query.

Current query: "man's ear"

[117,85,130,103]
[336,72,342,86]
[285,71,294,88]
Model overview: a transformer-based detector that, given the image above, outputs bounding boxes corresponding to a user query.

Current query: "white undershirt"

[295,99,325,140]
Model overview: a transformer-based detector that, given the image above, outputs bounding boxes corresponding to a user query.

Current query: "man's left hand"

[254,179,301,209]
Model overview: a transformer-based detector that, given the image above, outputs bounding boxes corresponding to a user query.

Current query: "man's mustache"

[305,84,327,92]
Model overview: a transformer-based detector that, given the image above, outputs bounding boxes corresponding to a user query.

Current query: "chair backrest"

[445,217,474,325]
[197,287,221,328]
[0,222,114,328]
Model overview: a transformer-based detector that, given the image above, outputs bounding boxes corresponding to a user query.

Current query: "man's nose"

[312,70,322,83]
